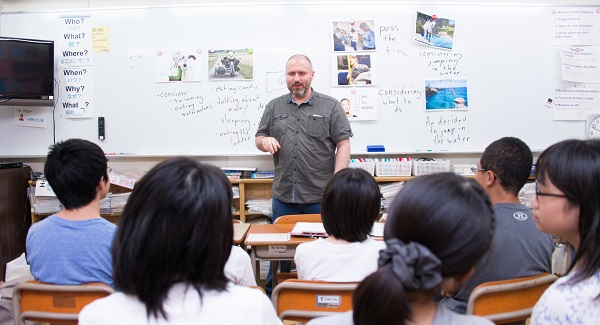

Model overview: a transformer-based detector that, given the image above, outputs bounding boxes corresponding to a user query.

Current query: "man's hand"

[256,136,281,154]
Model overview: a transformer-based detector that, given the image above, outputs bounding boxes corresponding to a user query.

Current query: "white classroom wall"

[0,0,591,174]
[2,0,600,11]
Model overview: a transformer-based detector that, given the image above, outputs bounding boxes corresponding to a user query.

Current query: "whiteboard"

[0,3,586,157]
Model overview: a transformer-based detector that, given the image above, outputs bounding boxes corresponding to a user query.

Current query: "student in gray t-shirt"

[439,137,554,318]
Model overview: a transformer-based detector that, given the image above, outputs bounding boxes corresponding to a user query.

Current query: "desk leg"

[251,247,260,285]
[272,260,279,290]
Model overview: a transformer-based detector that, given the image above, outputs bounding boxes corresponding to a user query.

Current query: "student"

[225,245,257,286]
[26,138,116,287]
[308,173,496,325]
[294,168,385,281]
[79,157,281,324]
[438,137,554,316]
[530,139,600,324]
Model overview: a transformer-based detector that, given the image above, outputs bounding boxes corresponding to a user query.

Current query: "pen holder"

[412,159,450,176]
[375,161,412,176]
[349,161,375,176]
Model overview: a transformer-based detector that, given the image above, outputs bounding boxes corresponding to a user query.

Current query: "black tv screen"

[0,37,54,104]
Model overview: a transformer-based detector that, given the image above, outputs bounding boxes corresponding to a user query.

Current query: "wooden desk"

[233,223,251,245]
[244,224,316,287]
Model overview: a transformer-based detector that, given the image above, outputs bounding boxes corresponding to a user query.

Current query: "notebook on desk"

[290,222,329,238]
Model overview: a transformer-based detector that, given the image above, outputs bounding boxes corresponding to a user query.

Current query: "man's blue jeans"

[264,197,321,296]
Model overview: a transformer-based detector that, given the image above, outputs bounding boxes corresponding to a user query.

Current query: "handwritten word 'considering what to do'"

[379,86,423,113]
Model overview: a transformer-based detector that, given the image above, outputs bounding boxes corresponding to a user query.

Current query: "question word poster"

[57,16,93,66]
[59,66,94,118]
[57,16,94,118]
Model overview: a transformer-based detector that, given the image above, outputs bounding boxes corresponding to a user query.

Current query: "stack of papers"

[519,182,536,208]
[380,182,405,210]
[290,222,328,238]
[30,181,133,215]
[246,199,272,217]
[99,196,111,214]
[109,192,131,214]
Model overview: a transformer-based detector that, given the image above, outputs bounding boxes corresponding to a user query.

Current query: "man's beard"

[289,83,308,97]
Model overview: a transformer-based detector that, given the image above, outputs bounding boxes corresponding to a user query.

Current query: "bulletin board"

[0,3,589,157]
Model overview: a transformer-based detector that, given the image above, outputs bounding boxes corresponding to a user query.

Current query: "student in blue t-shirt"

[26,138,117,287]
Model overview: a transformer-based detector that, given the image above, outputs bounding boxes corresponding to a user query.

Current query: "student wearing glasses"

[530,139,600,324]
[27,138,117,287]
[438,137,554,317]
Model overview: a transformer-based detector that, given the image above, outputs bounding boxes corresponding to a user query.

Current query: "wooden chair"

[271,279,358,323]
[466,272,558,324]
[12,280,115,325]
[272,214,322,283]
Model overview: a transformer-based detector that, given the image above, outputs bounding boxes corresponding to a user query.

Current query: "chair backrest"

[271,279,358,322]
[250,285,267,294]
[466,272,558,324]
[12,280,115,325]
[274,213,322,224]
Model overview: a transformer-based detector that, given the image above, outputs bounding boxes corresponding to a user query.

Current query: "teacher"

[255,54,353,294]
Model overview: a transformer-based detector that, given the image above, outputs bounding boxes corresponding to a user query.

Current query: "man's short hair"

[480,137,533,195]
[359,22,368,29]
[44,138,108,210]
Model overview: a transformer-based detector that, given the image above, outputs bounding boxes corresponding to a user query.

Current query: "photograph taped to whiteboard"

[208,48,254,81]
[333,53,377,86]
[425,79,469,111]
[331,19,376,52]
[156,49,202,82]
[415,11,456,50]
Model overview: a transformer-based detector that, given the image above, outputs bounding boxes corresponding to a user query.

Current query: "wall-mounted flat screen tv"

[0,37,54,106]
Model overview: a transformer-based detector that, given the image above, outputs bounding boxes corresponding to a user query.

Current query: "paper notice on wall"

[553,83,600,120]
[553,7,600,46]
[560,46,600,83]
[13,107,48,128]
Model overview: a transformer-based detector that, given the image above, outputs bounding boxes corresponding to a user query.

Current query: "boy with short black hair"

[27,138,116,287]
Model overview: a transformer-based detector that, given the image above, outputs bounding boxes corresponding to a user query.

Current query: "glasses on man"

[535,183,569,199]
[107,167,113,174]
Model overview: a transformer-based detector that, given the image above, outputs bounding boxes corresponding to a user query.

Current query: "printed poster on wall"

[57,16,94,118]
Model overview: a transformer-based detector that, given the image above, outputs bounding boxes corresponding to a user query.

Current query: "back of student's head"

[112,157,233,320]
[353,173,495,325]
[535,139,600,282]
[44,138,108,210]
[321,168,381,242]
[480,136,533,195]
